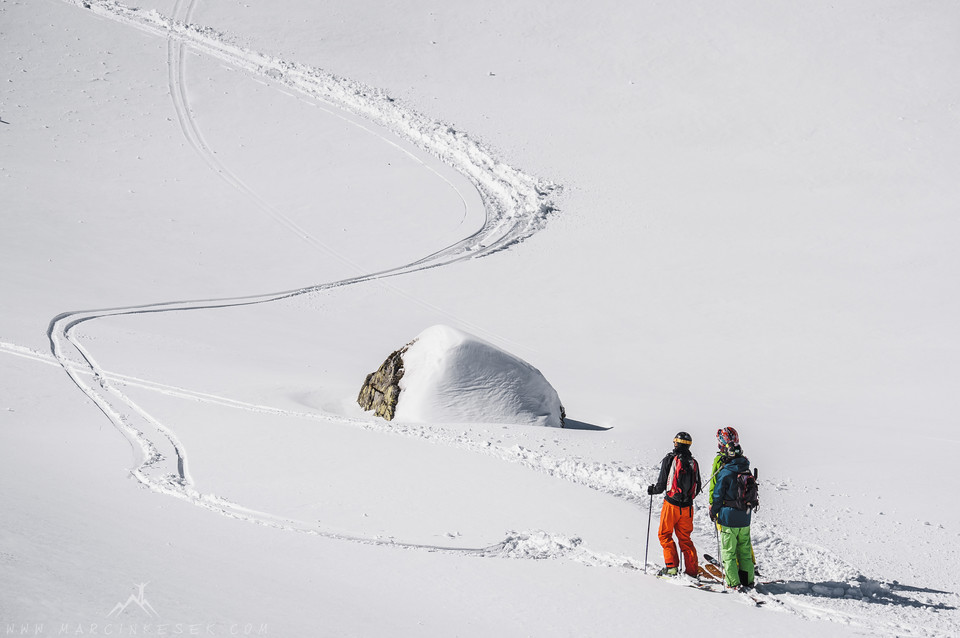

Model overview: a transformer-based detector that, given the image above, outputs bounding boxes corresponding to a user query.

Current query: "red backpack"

[666,454,699,504]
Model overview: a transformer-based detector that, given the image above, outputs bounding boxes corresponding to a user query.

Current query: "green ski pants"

[719,525,754,587]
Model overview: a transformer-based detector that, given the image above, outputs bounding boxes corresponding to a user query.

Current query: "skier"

[709,427,739,508]
[709,442,756,590]
[647,432,702,577]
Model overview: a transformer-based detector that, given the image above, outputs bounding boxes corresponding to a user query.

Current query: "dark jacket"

[651,450,702,508]
[710,454,752,528]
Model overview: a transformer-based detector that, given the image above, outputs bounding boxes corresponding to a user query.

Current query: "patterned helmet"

[717,426,739,450]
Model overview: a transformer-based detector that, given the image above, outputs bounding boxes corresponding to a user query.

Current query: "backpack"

[730,469,759,511]
[667,454,699,504]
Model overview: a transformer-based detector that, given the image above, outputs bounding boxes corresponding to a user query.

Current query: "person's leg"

[719,525,740,587]
[657,501,679,572]
[675,506,698,576]
[735,526,755,586]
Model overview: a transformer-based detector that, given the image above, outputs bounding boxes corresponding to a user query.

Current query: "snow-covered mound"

[394,325,564,428]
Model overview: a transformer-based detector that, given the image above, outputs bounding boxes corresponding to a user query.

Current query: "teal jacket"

[710,454,752,528]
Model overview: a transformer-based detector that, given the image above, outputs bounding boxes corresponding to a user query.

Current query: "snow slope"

[2,0,959,636]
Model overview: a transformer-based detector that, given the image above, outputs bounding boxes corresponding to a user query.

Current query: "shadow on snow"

[760,577,956,610]
[563,419,612,432]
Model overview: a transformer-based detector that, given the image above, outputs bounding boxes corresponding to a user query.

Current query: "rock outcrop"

[358,325,565,427]
[357,346,407,421]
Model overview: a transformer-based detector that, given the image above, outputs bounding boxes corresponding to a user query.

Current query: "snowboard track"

[23,1,953,635]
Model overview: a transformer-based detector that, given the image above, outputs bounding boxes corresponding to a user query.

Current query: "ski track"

[5,1,949,635]
[45,0,560,553]
[9,346,956,637]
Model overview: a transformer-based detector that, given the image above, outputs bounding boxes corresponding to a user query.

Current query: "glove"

[647,484,657,495]
[709,509,717,522]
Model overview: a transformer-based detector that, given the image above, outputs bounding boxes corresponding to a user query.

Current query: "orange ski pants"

[658,501,698,576]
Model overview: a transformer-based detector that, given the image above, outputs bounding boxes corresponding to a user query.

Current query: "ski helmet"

[717,426,739,450]
[673,431,693,448]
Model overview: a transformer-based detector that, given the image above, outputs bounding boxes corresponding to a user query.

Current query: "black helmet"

[674,431,692,448]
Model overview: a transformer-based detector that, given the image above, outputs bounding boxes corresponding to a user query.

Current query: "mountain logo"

[106,582,160,618]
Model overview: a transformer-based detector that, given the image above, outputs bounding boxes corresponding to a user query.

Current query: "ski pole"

[751,467,759,574]
[715,523,724,582]
[644,493,653,574]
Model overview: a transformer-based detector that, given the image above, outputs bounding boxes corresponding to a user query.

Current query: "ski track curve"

[166,0,384,266]
[49,0,558,551]
[160,0,540,352]
[13,2,948,635]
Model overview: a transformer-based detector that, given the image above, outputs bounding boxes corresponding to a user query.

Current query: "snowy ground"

[3,0,960,636]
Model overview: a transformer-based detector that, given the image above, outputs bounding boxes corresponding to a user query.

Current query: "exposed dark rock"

[357,346,407,421]
[358,325,565,427]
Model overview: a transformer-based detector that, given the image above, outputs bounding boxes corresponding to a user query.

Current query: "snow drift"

[392,325,564,428]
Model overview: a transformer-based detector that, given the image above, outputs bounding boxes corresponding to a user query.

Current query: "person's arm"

[708,454,723,505]
[695,460,703,498]
[710,470,726,520]
[648,453,674,494]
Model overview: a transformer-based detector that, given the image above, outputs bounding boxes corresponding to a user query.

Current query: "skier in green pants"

[709,427,739,508]
[709,442,756,590]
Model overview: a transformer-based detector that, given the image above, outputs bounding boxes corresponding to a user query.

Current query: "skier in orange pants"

[648,432,702,576]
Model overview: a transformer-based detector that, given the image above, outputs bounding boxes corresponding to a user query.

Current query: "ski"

[699,562,724,583]
[703,552,764,577]
[703,552,742,572]
[703,554,781,586]
[655,572,724,593]
[734,590,766,607]
[701,554,767,606]
[649,566,765,605]
[702,553,721,567]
